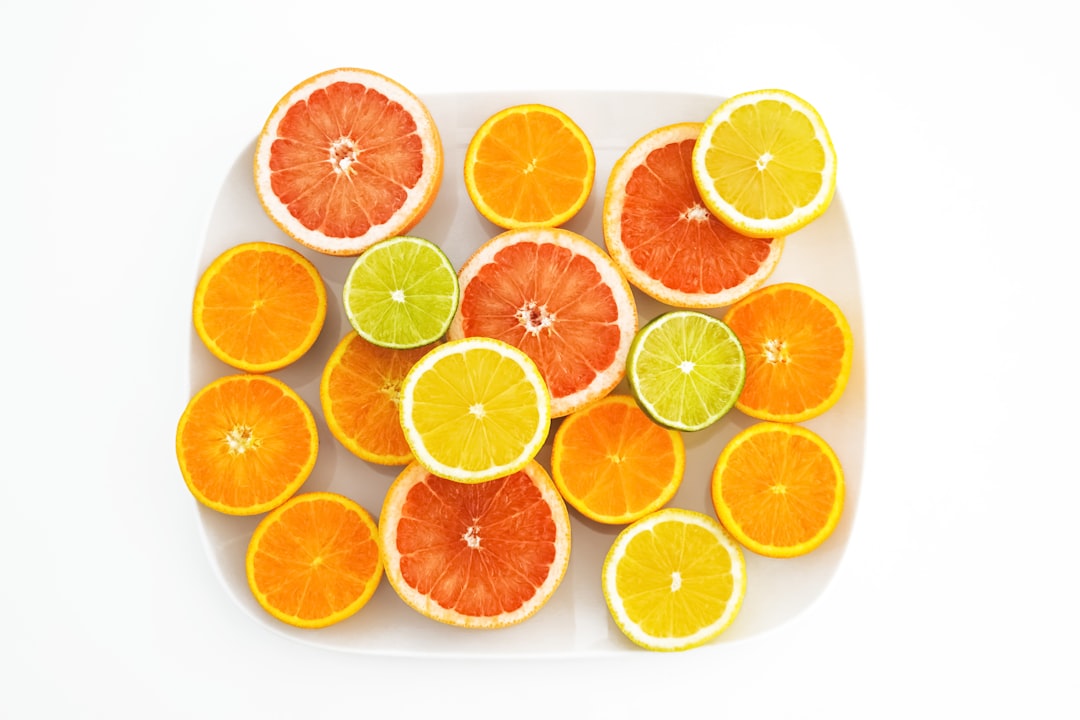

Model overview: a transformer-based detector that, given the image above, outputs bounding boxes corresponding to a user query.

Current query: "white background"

[3,1,1076,717]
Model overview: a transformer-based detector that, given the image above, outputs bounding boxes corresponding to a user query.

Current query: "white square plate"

[189,89,865,657]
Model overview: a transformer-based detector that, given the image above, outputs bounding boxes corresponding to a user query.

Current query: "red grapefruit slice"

[254,68,443,256]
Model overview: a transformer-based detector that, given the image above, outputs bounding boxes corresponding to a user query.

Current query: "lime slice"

[343,236,460,349]
[626,310,746,431]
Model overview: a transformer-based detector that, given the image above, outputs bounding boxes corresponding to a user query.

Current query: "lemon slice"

[343,235,459,349]
[625,310,745,432]
[602,508,746,651]
[691,89,837,238]
[399,337,551,483]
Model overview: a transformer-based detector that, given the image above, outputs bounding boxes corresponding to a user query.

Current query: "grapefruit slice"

[379,460,571,628]
[603,123,783,308]
[448,227,638,417]
[254,68,443,256]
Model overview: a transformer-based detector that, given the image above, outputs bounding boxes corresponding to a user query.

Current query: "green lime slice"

[343,236,460,349]
[626,310,746,431]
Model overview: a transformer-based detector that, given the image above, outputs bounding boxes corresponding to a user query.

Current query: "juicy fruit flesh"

[725,284,851,420]
[621,138,775,293]
[394,471,560,617]
[458,240,621,401]
[630,313,745,430]
[617,519,737,639]
[248,495,381,624]
[703,100,826,221]
[196,244,324,369]
[269,81,424,238]
[719,430,838,548]
[178,376,315,513]
[344,237,459,348]
[404,342,549,478]
[470,108,592,224]
[553,397,683,522]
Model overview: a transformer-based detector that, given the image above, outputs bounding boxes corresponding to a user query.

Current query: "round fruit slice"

[603,122,784,308]
[692,89,837,238]
[602,508,746,652]
[711,422,844,558]
[176,374,318,515]
[380,460,571,628]
[320,331,438,465]
[399,337,551,483]
[254,67,443,256]
[722,282,853,422]
[464,104,595,229]
[192,241,326,373]
[551,395,684,525]
[626,310,745,431]
[342,235,459,349]
[246,492,383,629]
[449,227,637,417]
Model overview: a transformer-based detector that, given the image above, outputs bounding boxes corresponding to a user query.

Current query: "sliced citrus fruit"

[722,282,853,422]
[246,492,383,629]
[551,395,684,525]
[176,374,318,515]
[449,227,637,417]
[192,241,326,373]
[380,460,571,628]
[625,310,745,431]
[342,235,459,349]
[320,331,438,465]
[254,67,443,256]
[603,122,784,308]
[711,422,844,558]
[399,337,551,483]
[464,103,595,229]
[691,89,837,238]
[602,508,746,652]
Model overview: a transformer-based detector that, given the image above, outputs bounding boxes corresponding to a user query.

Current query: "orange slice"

[551,395,684,524]
[722,282,853,422]
[603,122,783,308]
[320,331,438,465]
[254,68,443,256]
[192,241,326,373]
[711,422,844,558]
[379,460,571,628]
[176,374,318,515]
[448,227,638,417]
[246,492,383,628]
[464,104,595,229]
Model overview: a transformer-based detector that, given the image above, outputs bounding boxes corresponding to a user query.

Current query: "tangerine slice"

[320,331,438,465]
[603,122,783,308]
[711,422,844,558]
[246,492,383,628]
[464,104,595,229]
[551,395,684,524]
[254,68,443,256]
[449,227,638,417]
[176,374,318,515]
[192,241,326,374]
[722,282,853,422]
[379,461,571,628]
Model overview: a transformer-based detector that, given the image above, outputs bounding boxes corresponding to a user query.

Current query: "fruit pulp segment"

[270,81,424,237]
[617,521,736,637]
[704,101,826,221]
[459,241,621,399]
[621,139,776,293]
[395,472,558,616]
